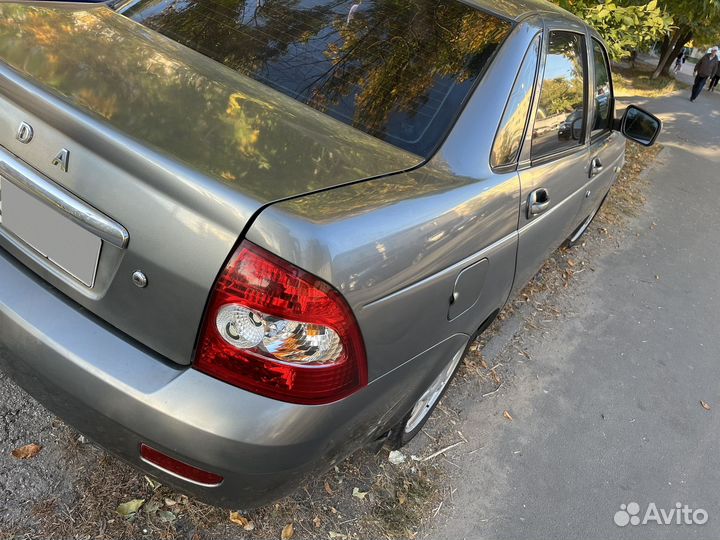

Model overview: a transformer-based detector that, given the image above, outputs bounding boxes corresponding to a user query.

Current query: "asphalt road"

[434,89,720,538]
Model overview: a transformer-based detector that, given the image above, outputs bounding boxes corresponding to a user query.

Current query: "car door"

[513,27,590,290]
[578,36,625,228]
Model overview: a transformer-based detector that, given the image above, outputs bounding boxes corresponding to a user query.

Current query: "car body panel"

[0,2,420,364]
[515,150,589,288]
[0,247,469,506]
[245,18,546,379]
[513,14,624,291]
[0,4,421,202]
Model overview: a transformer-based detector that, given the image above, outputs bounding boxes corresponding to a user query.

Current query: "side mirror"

[618,105,661,146]
[571,117,583,140]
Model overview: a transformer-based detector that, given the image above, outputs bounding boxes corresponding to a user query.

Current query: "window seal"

[589,37,615,143]
[490,32,542,173]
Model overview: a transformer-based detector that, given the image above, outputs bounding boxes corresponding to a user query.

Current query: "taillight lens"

[194,241,367,404]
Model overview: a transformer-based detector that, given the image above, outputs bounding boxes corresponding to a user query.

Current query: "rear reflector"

[140,444,223,487]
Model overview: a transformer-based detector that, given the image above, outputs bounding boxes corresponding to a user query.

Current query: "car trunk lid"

[0,3,421,365]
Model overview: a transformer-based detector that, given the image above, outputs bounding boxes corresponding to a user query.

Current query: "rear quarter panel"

[246,20,544,381]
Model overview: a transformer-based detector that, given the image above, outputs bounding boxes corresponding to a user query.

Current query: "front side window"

[124,0,512,158]
[491,34,541,169]
[531,31,587,159]
[591,38,613,136]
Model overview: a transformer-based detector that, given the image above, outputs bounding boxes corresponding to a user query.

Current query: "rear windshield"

[124,0,511,157]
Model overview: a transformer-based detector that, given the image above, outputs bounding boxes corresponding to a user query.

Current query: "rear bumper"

[0,249,467,507]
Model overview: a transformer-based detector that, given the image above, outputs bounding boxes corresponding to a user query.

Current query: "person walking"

[708,71,720,92]
[674,52,683,73]
[691,47,719,101]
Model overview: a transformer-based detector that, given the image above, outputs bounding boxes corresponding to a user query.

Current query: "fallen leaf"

[11,443,42,460]
[144,476,161,490]
[230,511,249,527]
[701,400,711,411]
[398,492,407,505]
[567,259,576,267]
[144,500,161,515]
[117,499,145,516]
[313,516,322,528]
[244,521,255,531]
[324,480,334,495]
[329,532,348,540]
[352,487,368,500]
[164,497,177,507]
[388,450,406,465]
[503,410,513,422]
[281,523,294,540]
[158,510,176,523]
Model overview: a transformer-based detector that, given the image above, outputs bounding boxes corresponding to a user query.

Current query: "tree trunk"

[657,34,671,62]
[652,26,688,79]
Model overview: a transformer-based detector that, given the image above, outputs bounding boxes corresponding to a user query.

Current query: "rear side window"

[591,38,613,137]
[124,0,512,158]
[531,31,587,159]
[491,34,541,169]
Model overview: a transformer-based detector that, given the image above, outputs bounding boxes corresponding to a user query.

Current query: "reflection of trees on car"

[128,0,511,155]
[530,31,585,157]
[535,76,583,118]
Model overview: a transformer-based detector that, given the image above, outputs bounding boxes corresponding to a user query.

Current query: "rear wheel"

[385,340,469,449]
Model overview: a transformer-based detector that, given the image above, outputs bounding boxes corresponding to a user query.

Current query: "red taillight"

[140,444,223,486]
[194,241,367,404]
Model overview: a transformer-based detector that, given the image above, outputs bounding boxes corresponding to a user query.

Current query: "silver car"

[0,0,659,507]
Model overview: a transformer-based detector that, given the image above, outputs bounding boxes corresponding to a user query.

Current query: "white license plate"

[0,177,101,287]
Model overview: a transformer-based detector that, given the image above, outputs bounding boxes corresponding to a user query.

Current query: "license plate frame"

[0,176,102,287]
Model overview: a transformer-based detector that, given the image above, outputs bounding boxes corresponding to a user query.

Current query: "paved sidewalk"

[434,89,720,539]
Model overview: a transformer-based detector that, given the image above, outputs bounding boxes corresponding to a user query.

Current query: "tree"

[650,0,720,78]
[552,0,673,62]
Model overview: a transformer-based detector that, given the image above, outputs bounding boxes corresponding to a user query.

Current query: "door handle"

[527,188,550,218]
[590,157,603,177]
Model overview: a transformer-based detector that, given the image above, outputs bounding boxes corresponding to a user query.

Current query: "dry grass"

[7,436,445,540]
[613,65,686,98]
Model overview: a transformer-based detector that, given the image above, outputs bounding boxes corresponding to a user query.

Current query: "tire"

[385,338,471,450]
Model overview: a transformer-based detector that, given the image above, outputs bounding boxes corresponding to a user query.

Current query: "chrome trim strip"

[0,147,129,248]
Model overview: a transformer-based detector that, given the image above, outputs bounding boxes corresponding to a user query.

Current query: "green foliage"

[660,0,720,46]
[553,0,674,61]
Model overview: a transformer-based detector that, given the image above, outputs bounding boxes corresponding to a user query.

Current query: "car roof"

[465,0,584,25]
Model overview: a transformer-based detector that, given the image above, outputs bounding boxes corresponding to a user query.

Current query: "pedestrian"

[691,47,719,101]
[674,52,683,73]
[709,71,720,92]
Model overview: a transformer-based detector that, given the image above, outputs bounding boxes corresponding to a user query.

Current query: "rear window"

[123,0,511,157]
